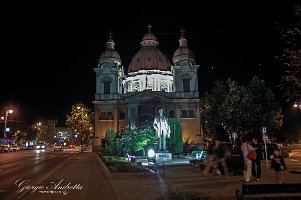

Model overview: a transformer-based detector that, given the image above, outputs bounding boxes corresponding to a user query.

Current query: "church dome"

[128,26,171,73]
[98,34,121,64]
[172,30,195,65]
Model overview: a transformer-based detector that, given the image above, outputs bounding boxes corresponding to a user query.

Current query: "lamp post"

[4,109,13,143]
[293,102,301,111]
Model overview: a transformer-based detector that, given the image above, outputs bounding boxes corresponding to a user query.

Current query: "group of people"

[203,136,286,184]
[241,136,286,184]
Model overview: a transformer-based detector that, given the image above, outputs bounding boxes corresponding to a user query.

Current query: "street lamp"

[4,109,13,143]
[293,101,301,111]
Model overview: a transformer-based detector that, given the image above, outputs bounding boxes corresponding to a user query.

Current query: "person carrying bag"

[247,145,257,161]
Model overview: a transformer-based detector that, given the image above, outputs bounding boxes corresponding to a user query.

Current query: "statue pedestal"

[155,151,172,162]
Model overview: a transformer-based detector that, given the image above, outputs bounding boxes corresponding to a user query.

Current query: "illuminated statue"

[153,107,170,151]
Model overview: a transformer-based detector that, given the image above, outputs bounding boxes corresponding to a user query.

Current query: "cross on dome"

[147,24,152,31]
[108,31,113,39]
[180,28,185,36]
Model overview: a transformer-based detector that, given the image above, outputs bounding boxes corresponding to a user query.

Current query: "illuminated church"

[93,26,201,146]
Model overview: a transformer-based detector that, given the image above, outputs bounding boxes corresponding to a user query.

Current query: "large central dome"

[128,27,171,73]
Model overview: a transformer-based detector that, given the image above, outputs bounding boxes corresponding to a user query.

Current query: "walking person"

[210,138,229,179]
[270,148,286,184]
[251,137,262,181]
[203,142,217,176]
[241,136,255,183]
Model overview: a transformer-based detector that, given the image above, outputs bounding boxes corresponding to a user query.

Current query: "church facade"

[92,26,201,146]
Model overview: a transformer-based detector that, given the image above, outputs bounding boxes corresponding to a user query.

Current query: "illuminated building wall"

[93,27,201,146]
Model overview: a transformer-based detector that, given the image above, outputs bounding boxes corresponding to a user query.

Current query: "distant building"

[93,26,201,146]
[34,119,57,143]
[46,119,57,137]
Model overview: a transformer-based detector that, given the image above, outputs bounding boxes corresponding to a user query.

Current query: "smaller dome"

[140,25,159,47]
[142,32,157,41]
[172,29,195,65]
[99,49,121,63]
[173,47,195,60]
[98,33,121,64]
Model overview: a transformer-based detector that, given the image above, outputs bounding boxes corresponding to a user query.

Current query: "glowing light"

[148,149,155,157]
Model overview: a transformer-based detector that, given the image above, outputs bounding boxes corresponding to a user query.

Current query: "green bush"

[108,162,148,173]
[101,155,149,173]
[102,155,127,165]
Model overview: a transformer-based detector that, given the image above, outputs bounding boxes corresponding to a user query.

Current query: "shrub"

[102,155,127,165]
[108,162,148,173]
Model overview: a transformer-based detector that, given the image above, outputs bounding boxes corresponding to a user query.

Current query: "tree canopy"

[200,77,283,140]
[66,103,94,145]
[277,4,301,102]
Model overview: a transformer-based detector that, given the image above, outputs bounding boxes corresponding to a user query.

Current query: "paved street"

[0,149,76,200]
[0,147,117,200]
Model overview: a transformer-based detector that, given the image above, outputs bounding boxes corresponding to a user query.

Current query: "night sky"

[0,1,299,127]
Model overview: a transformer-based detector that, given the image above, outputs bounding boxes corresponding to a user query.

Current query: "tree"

[104,128,116,155]
[27,122,46,142]
[66,103,94,145]
[200,77,283,139]
[248,76,283,138]
[169,118,183,155]
[200,78,252,139]
[277,4,301,102]
[116,125,156,155]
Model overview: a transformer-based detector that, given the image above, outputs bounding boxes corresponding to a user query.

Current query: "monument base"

[155,151,172,162]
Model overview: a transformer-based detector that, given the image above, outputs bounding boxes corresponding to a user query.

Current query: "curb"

[95,153,113,178]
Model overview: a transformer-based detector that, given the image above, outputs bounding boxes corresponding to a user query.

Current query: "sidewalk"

[97,155,301,200]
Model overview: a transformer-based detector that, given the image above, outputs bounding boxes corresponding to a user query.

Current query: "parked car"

[53,144,63,151]
[1,145,10,153]
[10,144,20,152]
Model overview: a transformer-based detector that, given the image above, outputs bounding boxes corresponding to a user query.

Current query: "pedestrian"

[209,138,229,179]
[251,137,262,181]
[270,148,286,184]
[203,141,216,176]
[241,136,255,183]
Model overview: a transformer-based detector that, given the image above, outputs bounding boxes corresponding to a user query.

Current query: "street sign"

[262,126,268,140]
[262,126,267,136]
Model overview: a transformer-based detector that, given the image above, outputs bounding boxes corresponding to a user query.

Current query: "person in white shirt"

[241,136,255,183]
